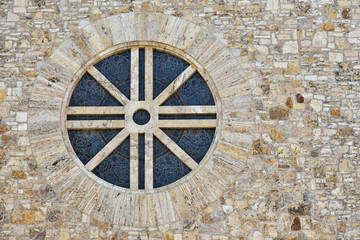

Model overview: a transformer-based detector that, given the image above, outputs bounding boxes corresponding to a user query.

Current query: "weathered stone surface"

[33,230,46,240]
[304,111,318,128]
[313,165,326,178]
[288,204,311,216]
[342,8,351,19]
[12,170,27,179]
[269,106,289,120]
[335,37,350,49]
[1,2,360,239]
[287,62,300,74]
[338,128,353,136]
[286,169,297,183]
[321,23,334,31]
[296,94,304,103]
[46,209,62,222]
[331,109,340,117]
[39,184,57,201]
[283,41,298,54]
[270,127,285,142]
[286,97,293,108]
[339,159,355,172]
[164,232,174,240]
[313,31,327,47]
[0,102,11,118]
[0,89,6,101]
[291,217,301,230]
[251,139,271,155]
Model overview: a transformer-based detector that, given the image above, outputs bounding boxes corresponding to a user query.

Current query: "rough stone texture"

[0,0,360,239]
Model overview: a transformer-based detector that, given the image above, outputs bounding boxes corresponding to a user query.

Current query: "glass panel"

[153,50,189,100]
[162,72,215,106]
[94,50,131,99]
[153,135,191,188]
[69,73,121,107]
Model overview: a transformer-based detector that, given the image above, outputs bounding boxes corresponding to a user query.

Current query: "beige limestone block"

[118,13,137,42]
[186,28,217,60]
[335,37,350,50]
[265,0,280,11]
[339,159,355,172]
[80,23,107,53]
[0,102,10,118]
[283,41,299,54]
[216,142,248,162]
[312,31,327,47]
[7,12,20,21]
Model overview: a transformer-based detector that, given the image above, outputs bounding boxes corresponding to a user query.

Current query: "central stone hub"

[124,101,158,133]
[133,109,151,125]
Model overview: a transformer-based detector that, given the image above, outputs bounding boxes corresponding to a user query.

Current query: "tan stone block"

[234,200,249,210]
[305,58,318,63]
[12,170,27,179]
[59,228,70,240]
[214,6,225,11]
[35,211,45,222]
[269,106,289,120]
[216,142,248,161]
[164,232,174,240]
[270,127,285,142]
[22,211,35,224]
[251,139,271,155]
[321,23,335,31]
[0,102,10,118]
[338,0,351,7]
[0,89,6,101]
[287,62,300,74]
[331,109,340,117]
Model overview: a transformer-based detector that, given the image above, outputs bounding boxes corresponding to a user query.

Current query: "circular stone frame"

[28,12,253,227]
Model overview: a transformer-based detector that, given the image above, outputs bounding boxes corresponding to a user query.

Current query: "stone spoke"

[67,120,125,129]
[130,133,139,190]
[66,106,125,115]
[131,47,139,101]
[87,66,129,105]
[145,132,153,189]
[154,65,196,105]
[154,128,198,170]
[85,128,129,171]
[145,47,153,101]
[158,106,217,115]
[158,119,217,129]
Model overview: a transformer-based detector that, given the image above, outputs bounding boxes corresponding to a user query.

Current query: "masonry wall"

[1,0,360,239]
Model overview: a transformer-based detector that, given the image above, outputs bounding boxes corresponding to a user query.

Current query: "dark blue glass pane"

[67,115,124,120]
[69,73,121,107]
[68,130,108,165]
[94,50,131,99]
[153,50,189,99]
[139,49,145,101]
[153,129,183,159]
[69,130,130,188]
[163,72,215,106]
[153,136,191,188]
[133,110,150,125]
[163,129,215,163]
[138,134,145,189]
[93,150,130,188]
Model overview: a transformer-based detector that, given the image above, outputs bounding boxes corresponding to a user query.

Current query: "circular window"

[65,47,217,190]
[29,13,252,227]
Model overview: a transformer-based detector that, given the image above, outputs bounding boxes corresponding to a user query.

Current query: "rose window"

[66,47,217,190]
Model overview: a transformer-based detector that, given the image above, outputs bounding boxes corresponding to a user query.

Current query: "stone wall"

[1,0,360,239]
